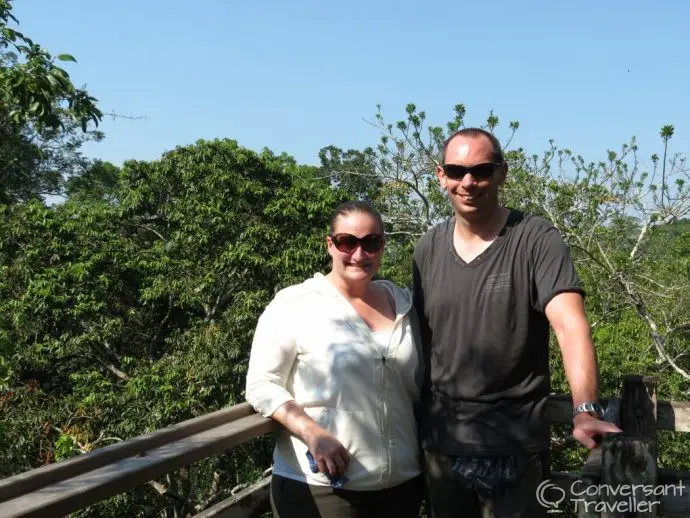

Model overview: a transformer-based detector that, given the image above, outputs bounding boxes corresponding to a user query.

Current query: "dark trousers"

[270,473,424,518]
[422,450,549,518]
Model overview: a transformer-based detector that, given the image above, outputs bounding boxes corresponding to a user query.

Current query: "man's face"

[436,135,507,221]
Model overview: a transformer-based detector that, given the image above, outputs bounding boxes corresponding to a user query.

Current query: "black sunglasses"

[441,162,503,180]
[330,233,384,254]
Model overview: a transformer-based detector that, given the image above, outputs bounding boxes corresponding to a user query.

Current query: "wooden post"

[620,376,657,439]
[576,448,603,518]
[599,376,658,518]
[601,435,658,517]
[576,396,621,517]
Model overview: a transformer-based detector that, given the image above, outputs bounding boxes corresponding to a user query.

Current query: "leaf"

[56,53,77,63]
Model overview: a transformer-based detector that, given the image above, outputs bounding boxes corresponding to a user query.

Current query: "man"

[412,128,620,517]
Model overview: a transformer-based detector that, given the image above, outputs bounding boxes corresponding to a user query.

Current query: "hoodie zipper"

[378,286,408,485]
[322,276,410,485]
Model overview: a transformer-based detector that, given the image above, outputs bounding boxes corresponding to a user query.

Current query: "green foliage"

[64,159,120,202]
[0,0,101,131]
[0,0,103,204]
[54,433,80,462]
[1,74,689,515]
[0,139,347,515]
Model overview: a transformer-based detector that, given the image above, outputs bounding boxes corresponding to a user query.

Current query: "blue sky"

[13,0,690,170]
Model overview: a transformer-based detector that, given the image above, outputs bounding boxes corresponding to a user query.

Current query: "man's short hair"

[441,128,504,164]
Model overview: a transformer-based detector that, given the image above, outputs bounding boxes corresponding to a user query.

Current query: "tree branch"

[624,284,690,381]
[149,297,174,360]
[629,214,653,262]
[206,279,232,321]
[147,480,189,506]
[95,356,130,381]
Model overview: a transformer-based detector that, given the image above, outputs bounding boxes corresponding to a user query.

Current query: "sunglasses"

[441,162,503,180]
[330,233,384,254]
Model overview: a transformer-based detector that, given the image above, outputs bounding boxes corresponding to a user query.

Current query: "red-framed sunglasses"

[330,233,384,254]
[441,162,503,180]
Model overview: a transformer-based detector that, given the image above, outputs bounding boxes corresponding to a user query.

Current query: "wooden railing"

[1,375,689,517]
[547,376,690,517]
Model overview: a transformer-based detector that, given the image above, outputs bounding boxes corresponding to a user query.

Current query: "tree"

[65,159,120,202]
[0,138,348,516]
[521,130,690,381]
[0,0,103,204]
[318,145,382,202]
[0,0,101,130]
[323,101,690,383]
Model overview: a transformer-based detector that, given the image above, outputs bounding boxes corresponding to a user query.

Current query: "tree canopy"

[1,0,102,204]
[1,2,689,516]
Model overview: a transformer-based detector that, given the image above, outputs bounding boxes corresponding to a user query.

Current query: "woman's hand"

[270,401,350,477]
[304,423,350,477]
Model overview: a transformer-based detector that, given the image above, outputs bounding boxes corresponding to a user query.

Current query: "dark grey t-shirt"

[413,209,584,456]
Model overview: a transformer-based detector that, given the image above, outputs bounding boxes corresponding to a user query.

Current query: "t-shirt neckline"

[446,209,520,268]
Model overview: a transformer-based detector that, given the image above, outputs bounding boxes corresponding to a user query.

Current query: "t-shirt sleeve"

[244,294,298,417]
[531,226,585,312]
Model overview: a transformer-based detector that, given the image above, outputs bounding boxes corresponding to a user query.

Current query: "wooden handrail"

[0,412,278,518]
[545,395,690,432]
[0,402,255,504]
[193,475,272,518]
[1,386,689,518]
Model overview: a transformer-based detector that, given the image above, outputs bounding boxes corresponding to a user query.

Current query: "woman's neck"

[325,272,370,300]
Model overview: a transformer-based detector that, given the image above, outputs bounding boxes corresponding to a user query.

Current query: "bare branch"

[140,225,166,242]
[103,109,147,121]
[149,297,174,360]
[147,480,189,505]
[95,356,130,381]
[629,214,653,262]
[623,285,690,381]
[206,278,231,321]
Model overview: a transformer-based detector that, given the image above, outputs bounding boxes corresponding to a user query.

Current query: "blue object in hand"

[306,451,349,489]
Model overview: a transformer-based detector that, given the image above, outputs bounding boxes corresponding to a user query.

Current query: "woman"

[245,201,424,518]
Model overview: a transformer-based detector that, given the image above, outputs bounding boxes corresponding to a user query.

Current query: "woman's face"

[327,211,384,283]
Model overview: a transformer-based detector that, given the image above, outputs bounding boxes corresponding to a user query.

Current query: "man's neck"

[454,206,510,243]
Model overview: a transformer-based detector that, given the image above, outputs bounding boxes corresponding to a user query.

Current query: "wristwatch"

[572,401,605,420]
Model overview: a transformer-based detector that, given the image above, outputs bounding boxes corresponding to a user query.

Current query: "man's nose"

[460,172,478,188]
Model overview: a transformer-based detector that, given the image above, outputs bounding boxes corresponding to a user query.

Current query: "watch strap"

[572,401,604,419]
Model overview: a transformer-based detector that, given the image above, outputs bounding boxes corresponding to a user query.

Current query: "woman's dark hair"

[329,200,384,235]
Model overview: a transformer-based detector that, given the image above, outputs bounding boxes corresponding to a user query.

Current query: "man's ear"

[497,162,508,186]
[436,165,447,190]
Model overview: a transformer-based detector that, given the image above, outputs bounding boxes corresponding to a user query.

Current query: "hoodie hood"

[308,272,413,318]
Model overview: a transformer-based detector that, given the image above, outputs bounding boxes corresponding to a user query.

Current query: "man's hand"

[572,413,622,449]
[304,424,350,477]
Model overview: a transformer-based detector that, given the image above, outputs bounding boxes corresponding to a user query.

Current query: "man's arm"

[545,292,598,406]
[545,291,621,448]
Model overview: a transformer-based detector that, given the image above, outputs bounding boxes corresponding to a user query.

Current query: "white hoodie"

[245,273,424,490]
